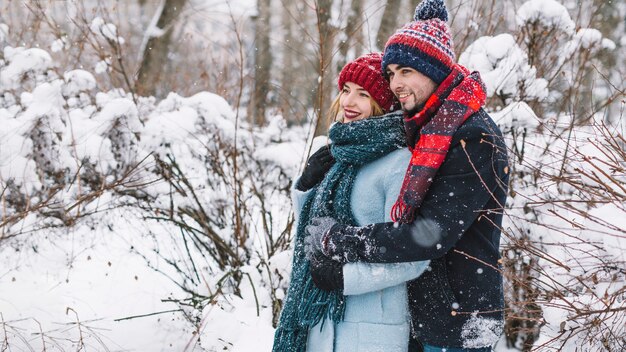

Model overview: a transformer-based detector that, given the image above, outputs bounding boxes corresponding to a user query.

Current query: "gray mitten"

[304,217,337,260]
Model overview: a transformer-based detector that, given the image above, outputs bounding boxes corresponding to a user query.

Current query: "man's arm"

[319,124,508,263]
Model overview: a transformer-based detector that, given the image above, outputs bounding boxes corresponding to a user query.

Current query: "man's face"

[386,64,438,115]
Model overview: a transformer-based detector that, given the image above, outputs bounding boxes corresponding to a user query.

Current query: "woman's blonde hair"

[326,91,385,125]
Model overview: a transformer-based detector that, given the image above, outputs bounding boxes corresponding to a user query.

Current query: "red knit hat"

[382,0,454,84]
[337,52,395,112]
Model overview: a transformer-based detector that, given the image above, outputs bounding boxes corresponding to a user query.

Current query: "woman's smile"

[343,108,363,121]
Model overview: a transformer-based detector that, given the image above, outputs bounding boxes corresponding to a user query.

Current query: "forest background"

[0,0,625,350]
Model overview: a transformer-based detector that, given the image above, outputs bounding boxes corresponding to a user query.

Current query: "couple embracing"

[273,0,509,351]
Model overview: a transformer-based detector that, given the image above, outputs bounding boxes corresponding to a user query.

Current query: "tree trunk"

[279,1,295,121]
[135,0,186,97]
[403,0,417,23]
[279,1,309,124]
[376,0,402,50]
[313,0,337,137]
[337,0,364,69]
[248,0,272,126]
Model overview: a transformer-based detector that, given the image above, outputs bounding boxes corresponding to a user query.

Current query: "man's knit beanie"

[337,52,395,112]
[382,0,454,84]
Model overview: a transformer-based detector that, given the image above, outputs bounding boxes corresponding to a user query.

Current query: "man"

[305,0,509,351]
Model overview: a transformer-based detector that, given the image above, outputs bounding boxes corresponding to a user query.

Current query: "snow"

[199,266,276,351]
[458,34,548,102]
[516,0,575,34]
[575,28,603,49]
[1,216,195,350]
[0,23,8,44]
[0,47,54,90]
[97,98,140,127]
[183,91,237,132]
[90,17,117,41]
[20,91,34,106]
[94,58,110,74]
[50,36,68,52]
[461,315,504,348]
[62,69,97,97]
[491,101,540,129]
[558,28,616,68]
[20,81,66,130]
[601,38,617,51]
[255,142,303,170]
[90,17,125,44]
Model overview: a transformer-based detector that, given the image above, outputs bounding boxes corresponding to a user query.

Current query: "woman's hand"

[309,254,343,291]
[304,217,337,259]
[295,145,335,191]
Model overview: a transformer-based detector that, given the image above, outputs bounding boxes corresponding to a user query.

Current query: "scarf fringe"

[391,202,414,223]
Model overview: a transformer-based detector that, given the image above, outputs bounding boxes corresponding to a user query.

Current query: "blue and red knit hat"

[338,52,395,112]
[382,0,454,84]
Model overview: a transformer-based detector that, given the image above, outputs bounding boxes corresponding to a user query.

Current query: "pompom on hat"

[382,0,454,84]
[337,52,395,112]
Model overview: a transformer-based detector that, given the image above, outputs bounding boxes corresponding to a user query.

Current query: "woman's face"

[339,82,373,122]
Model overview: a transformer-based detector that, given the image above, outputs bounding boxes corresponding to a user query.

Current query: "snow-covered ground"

[1,219,195,350]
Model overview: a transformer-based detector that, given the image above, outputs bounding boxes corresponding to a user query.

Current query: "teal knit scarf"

[273,111,406,352]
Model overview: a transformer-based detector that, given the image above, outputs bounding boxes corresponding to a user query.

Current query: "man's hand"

[296,145,335,191]
[306,217,366,263]
[309,254,344,291]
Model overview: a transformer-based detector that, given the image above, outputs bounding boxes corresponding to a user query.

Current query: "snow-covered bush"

[494,106,626,350]
[469,1,626,350]
[516,0,575,71]
[0,38,304,350]
[1,46,57,92]
[516,0,575,34]
[459,33,548,107]
[516,0,616,118]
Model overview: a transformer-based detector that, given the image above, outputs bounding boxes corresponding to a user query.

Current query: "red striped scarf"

[390,64,487,223]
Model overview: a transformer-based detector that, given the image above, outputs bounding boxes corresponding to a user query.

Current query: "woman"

[273,53,429,352]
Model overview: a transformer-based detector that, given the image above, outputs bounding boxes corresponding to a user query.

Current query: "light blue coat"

[292,147,430,352]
